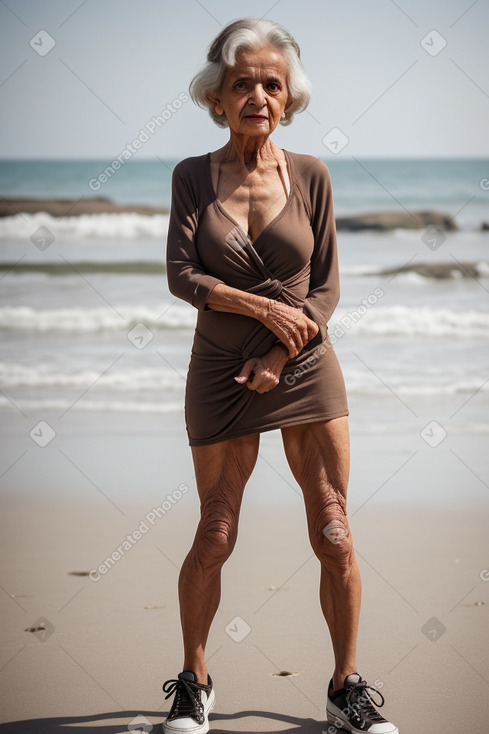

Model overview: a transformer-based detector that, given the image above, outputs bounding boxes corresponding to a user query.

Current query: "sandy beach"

[0,411,488,733]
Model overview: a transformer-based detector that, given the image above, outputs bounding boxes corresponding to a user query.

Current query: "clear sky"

[0,0,488,159]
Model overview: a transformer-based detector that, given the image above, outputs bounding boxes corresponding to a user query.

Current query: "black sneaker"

[326,673,398,733]
[162,671,215,733]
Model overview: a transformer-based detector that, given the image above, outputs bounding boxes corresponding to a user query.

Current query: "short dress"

[166,150,349,446]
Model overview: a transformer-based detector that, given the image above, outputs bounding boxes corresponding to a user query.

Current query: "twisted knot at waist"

[247,277,283,299]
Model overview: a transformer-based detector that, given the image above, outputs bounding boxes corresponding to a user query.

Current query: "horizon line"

[1,155,488,162]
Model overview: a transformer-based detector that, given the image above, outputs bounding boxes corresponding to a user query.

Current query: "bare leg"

[281,417,362,691]
[178,434,260,684]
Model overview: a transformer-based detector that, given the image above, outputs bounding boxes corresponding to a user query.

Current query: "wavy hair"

[189,18,311,127]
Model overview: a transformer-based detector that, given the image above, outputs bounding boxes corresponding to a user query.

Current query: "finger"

[246,364,267,391]
[290,327,306,356]
[307,317,319,339]
[253,372,280,393]
[248,375,270,393]
[295,316,317,349]
[246,370,262,391]
[246,364,272,393]
[285,324,303,357]
[275,330,297,358]
[287,341,299,359]
[234,359,257,385]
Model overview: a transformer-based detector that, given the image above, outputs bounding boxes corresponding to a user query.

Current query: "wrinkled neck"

[223,132,279,170]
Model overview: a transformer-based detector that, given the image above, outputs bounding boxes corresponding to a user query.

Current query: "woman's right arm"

[206,284,318,358]
[166,160,224,310]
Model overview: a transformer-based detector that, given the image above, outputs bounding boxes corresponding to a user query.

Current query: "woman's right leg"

[178,433,260,684]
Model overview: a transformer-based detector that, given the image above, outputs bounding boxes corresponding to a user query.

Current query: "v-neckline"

[206,150,295,245]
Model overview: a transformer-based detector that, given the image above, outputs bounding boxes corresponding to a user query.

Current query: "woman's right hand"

[262,300,319,358]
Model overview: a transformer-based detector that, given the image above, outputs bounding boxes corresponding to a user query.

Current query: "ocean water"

[0,158,488,505]
[1,158,489,225]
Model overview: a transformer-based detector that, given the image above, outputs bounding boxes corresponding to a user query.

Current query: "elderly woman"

[163,17,398,734]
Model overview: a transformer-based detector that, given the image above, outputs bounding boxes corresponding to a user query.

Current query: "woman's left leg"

[281,417,361,691]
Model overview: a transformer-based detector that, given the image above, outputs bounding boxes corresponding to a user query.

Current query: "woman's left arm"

[302,159,340,345]
[234,160,340,394]
[238,161,339,394]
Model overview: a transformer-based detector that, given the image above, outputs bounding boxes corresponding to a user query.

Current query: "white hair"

[189,18,312,128]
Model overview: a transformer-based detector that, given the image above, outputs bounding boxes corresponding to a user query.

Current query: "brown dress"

[166,150,349,446]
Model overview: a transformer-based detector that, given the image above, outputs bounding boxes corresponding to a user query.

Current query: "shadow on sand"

[0,709,349,733]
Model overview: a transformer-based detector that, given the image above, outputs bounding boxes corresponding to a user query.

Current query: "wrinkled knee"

[309,486,353,573]
[194,514,237,569]
[318,517,352,564]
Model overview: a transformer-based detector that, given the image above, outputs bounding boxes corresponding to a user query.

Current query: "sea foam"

[0,212,169,239]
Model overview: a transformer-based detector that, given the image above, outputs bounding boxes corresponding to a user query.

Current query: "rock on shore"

[0,198,168,217]
[380,261,485,279]
[335,210,457,231]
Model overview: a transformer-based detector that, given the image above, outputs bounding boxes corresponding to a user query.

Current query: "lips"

[245,115,268,120]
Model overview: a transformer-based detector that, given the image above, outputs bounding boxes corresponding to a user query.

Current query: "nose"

[249,83,266,107]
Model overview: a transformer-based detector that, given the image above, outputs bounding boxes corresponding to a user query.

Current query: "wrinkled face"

[215,46,289,136]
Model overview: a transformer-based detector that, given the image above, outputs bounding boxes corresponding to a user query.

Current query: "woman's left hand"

[234,345,289,394]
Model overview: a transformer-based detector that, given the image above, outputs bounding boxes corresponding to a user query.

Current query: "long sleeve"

[302,159,340,344]
[166,159,224,310]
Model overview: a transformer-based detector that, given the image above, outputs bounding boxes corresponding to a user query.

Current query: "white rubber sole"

[163,689,215,734]
[326,698,399,734]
